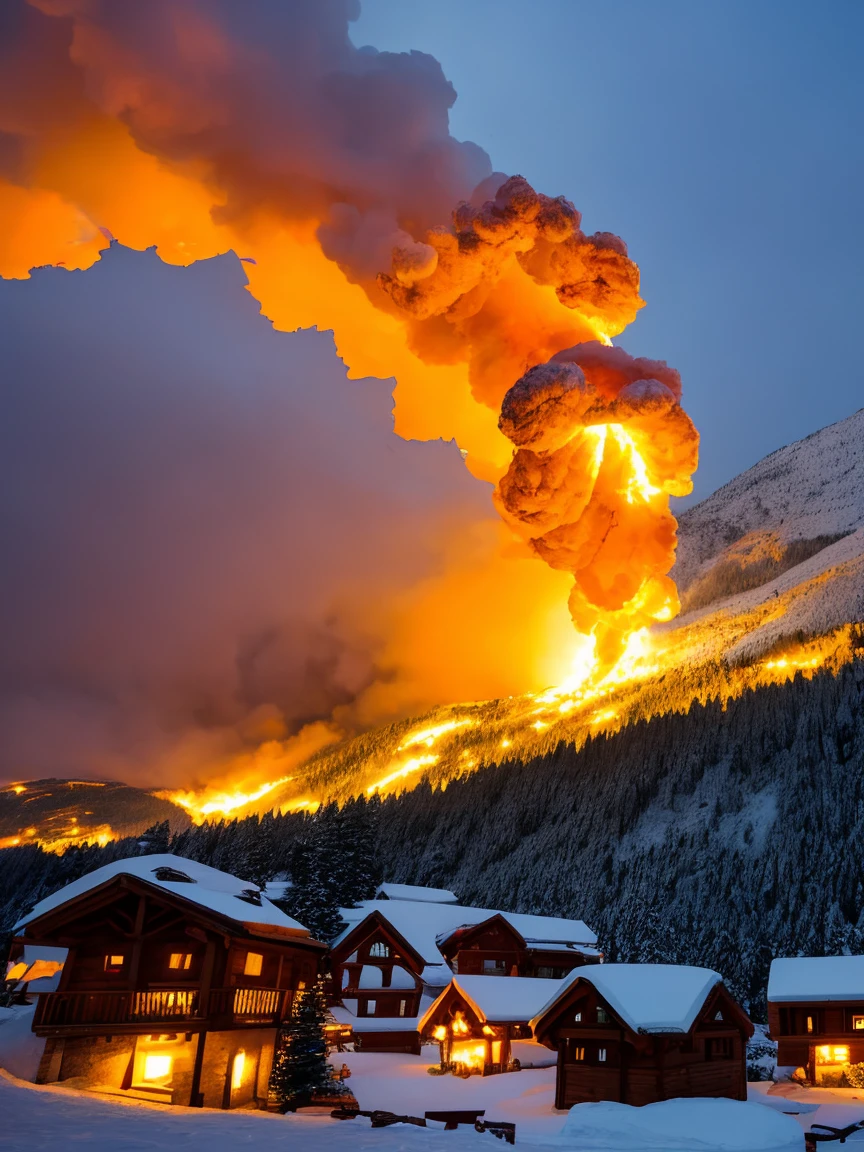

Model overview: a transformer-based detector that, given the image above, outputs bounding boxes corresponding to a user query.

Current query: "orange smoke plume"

[0,0,697,775]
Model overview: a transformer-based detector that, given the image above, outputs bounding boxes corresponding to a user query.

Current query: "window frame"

[104,953,125,974]
[705,1036,734,1061]
[243,951,264,977]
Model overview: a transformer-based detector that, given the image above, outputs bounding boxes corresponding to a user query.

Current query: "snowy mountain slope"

[664,408,864,657]
[674,407,864,592]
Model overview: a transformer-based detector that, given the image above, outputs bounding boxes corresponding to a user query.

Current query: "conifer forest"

[2,659,863,1022]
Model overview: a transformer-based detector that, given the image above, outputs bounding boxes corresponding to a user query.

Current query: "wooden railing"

[33,986,291,1032]
[208,986,289,1025]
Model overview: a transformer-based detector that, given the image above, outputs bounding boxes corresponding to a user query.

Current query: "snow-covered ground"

[13,1036,864,1150]
[4,1016,862,1151]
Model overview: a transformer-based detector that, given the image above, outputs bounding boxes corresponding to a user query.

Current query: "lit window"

[807,1015,814,1034]
[143,1054,172,1082]
[168,953,192,970]
[574,1011,582,1022]
[244,952,263,977]
[854,1016,864,1031]
[366,1000,377,1015]
[598,1048,607,1062]
[572,1045,585,1062]
[399,1000,407,1017]
[369,942,390,958]
[104,954,125,972]
[231,1050,245,1090]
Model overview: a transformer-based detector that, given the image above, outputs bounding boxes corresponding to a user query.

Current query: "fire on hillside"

[161,623,860,827]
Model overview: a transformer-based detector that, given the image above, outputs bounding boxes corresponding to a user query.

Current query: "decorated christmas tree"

[269,979,348,1111]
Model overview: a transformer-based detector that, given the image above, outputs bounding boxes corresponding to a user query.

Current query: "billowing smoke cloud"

[374,174,697,667]
[0,244,545,785]
[0,0,698,786]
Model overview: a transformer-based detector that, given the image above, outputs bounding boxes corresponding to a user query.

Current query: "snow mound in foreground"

[545,1097,802,1151]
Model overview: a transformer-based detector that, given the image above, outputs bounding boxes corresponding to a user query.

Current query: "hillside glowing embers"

[151,624,860,828]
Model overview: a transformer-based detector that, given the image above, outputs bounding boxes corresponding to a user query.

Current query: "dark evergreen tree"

[137,819,171,853]
[269,980,346,1111]
[276,840,344,942]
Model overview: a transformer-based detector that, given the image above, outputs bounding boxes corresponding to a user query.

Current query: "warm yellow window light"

[854,1016,864,1030]
[168,953,192,970]
[104,954,124,971]
[232,1050,246,1090]
[451,1013,469,1035]
[806,1016,813,1033]
[244,952,263,977]
[482,1025,494,1036]
[143,1053,172,1082]
[433,1025,447,1041]
[834,1046,850,1062]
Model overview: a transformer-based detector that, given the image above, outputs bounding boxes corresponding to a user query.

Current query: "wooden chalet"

[531,964,753,1109]
[419,975,562,1075]
[9,854,326,1109]
[328,888,599,1053]
[768,956,864,1083]
[438,913,600,980]
[328,909,428,1053]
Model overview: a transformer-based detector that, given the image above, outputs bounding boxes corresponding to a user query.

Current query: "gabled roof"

[375,883,458,904]
[329,908,428,972]
[768,956,864,1003]
[14,853,312,938]
[531,963,725,1035]
[333,899,597,968]
[420,974,571,1030]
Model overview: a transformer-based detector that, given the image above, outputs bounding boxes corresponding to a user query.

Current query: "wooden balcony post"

[200,936,216,1016]
[189,1031,207,1108]
[127,896,146,989]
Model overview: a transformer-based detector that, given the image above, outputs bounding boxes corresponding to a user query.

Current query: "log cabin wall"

[769,999,864,1079]
[444,920,525,976]
[541,983,750,1108]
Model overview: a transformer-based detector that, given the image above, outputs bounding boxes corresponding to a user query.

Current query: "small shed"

[768,955,864,1083]
[419,974,565,1075]
[531,963,753,1109]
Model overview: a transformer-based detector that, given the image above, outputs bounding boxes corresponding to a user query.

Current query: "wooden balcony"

[32,986,292,1036]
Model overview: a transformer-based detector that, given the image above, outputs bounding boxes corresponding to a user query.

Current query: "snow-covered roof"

[330,993,435,1034]
[375,883,458,904]
[532,963,723,1034]
[333,898,596,967]
[14,853,312,938]
[421,974,572,1029]
[768,956,864,1003]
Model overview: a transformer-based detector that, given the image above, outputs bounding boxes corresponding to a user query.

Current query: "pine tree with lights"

[269,979,347,1112]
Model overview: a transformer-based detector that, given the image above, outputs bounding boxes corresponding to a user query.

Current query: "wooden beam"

[189,1031,207,1108]
[127,896,146,989]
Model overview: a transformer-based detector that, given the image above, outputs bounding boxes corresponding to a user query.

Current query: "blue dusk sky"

[355,0,864,501]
